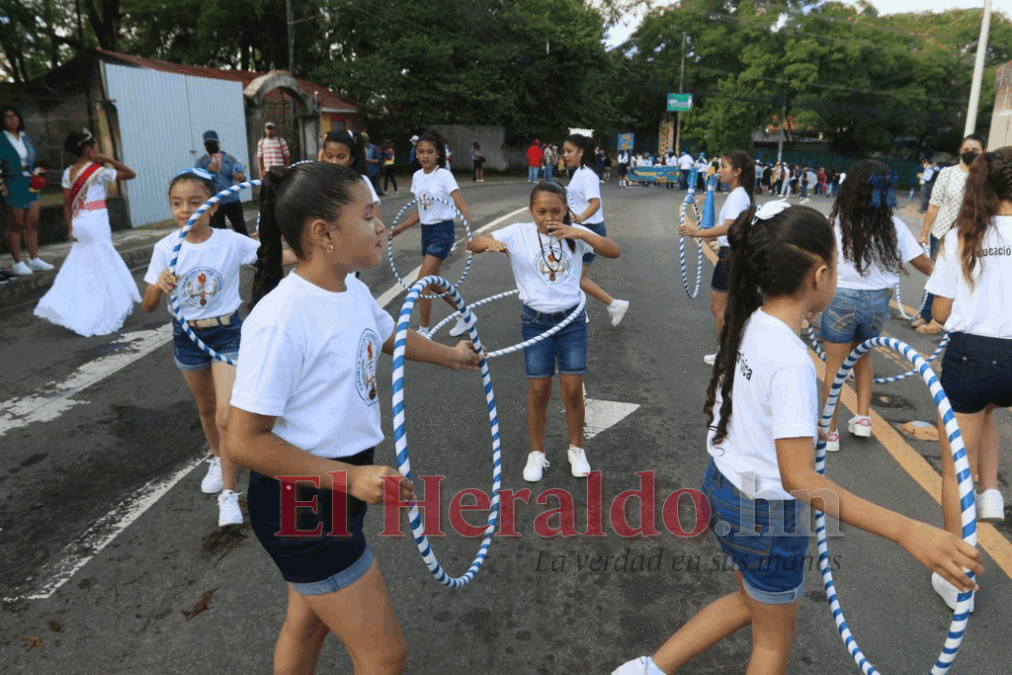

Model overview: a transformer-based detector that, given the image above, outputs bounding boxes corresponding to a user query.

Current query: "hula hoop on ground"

[804,322,949,384]
[677,194,704,298]
[816,336,975,675]
[392,275,501,588]
[170,179,261,367]
[388,197,473,299]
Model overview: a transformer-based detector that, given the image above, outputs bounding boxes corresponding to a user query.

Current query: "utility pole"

[777,76,788,165]
[674,32,686,156]
[964,0,993,136]
[287,0,295,75]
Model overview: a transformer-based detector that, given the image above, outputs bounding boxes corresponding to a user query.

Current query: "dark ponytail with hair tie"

[251,166,290,309]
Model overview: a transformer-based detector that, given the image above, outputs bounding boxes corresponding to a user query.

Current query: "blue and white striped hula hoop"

[169,179,261,367]
[388,197,473,299]
[429,288,520,336]
[677,194,704,298]
[816,337,976,675]
[392,275,501,588]
[804,323,949,384]
[894,244,931,321]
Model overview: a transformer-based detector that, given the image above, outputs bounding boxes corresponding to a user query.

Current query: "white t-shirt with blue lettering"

[492,222,593,313]
[230,273,395,459]
[707,309,819,500]
[925,215,1012,338]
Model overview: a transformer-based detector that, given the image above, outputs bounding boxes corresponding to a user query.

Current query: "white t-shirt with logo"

[492,222,593,313]
[707,309,819,500]
[144,228,259,320]
[715,186,751,248]
[925,216,1012,338]
[835,215,923,291]
[567,166,604,225]
[410,167,460,224]
[230,273,395,459]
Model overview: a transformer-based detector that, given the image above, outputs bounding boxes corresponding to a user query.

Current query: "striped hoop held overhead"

[169,179,262,367]
[388,197,473,299]
[816,337,976,675]
[392,275,501,588]
[804,323,949,384]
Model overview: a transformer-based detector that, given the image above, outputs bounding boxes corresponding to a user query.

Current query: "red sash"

[69,162,103,218]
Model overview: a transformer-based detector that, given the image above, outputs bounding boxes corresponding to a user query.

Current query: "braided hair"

[954,148,1012,289]
[705,205,835,446]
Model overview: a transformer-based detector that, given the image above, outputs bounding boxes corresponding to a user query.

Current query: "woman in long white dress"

[34,130,140,336]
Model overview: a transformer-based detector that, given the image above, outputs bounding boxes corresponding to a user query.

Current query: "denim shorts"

[421,220,455,260]
[820,288,891,344]
[521,304,588,378]
[172,311,241,371]
[940,332,1012,414]
[700,460,809,605]
[247,447,375,594]
[581,221,606,265]
[711,247,731,292]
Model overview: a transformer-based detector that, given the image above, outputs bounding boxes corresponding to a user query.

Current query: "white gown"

[34,166,140,336]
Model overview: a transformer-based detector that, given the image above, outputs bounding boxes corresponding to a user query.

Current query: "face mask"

[961,151,979,166]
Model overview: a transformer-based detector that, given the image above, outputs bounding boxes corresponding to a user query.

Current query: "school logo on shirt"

[532,245,572,284]
[179,267,223,309]
[356,328,381,404]
[419,191,432,211]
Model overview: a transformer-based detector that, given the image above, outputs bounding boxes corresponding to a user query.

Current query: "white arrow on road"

[581,384,639,440]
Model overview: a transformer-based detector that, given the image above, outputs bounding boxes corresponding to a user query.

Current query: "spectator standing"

[919,159,937,213]
[408,134,421,173]
[196,130,248,236]
[362,132,384,197]
[256,121,289,178]
[677,150,693,190]
[542,143,554,182]
[382,139,398,193]
[526,139,544,183]
[0,105,53,275]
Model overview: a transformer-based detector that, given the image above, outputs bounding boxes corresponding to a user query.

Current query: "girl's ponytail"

[250,166,289,309]
[723,150,755,204]
[956,148,1012,289]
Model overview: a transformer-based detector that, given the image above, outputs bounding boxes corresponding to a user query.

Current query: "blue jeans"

[820,288,891,343]
[544,163,553,182]
[521,304,588,378]
[919,235,940,322]
[528,166,539,182]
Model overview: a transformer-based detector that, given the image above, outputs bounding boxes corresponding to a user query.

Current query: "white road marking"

[0,325,173,439]
[584,397,640,440]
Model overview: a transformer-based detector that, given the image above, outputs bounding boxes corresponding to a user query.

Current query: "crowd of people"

[2,100,1011,674]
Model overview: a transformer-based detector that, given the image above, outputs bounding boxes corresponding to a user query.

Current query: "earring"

[327,245,334,253]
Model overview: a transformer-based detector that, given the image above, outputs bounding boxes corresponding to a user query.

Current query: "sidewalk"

[0,174,527,311]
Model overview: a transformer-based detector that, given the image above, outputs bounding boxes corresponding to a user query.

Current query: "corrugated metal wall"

[104,64,251,227]
[430,125,508,172]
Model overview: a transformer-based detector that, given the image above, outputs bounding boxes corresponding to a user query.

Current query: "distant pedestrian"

[471,142,486,182]
[1,105,53,275]
[542,143,554,182]
[256,121,289,177]
[526,139,544,183]
[408,134,421,173]
[362,132,383,197]
[382,139,397,193]
[197,130,249,236]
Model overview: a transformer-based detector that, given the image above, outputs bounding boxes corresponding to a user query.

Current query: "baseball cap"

[202,130,219,142]
[265,121,277,129]
[410,134,419,141]
[533,138,539,144]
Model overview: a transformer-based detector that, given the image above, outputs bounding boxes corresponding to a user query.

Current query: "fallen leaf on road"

[900,421,939,442]
[47,620,61,632]
[181,588,218,621]
[22,636,43,652]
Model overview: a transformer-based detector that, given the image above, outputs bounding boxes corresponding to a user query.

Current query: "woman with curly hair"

[819,160,933,452]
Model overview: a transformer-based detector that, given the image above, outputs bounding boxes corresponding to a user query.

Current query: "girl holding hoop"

[468,182,620,482]
[142,169,266,527]
[614,203,980,675]
[679,150,754,365]
[927,148,1012,609]
[389,130,472,339]
[818,160,933,452]
[563,134,630,326]
[227,163,480,674]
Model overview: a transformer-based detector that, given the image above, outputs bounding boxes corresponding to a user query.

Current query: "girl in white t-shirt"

[926,148,1012,609]
[141,169,269,528]
[468,181,619,482]
[819,160,933,452]
[226,162,480,674]
[389,130,474,338]
[614,203,980,675]
[563,133,630,326]
[679,150,755,365]
[318,129,380,206]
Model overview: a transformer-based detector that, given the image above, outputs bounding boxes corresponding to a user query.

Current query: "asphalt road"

[2,179,1011,674]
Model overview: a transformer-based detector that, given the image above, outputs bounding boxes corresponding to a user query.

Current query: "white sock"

[608,300,619,309]
[645,657,666,675]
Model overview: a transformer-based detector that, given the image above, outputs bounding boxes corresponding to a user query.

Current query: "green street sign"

[667,93,693,112]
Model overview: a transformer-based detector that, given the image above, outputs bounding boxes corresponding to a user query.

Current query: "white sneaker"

[931,571,974,612]
[612,656,651,675]
[976,489,1005,522]
[416,327,432,340]
[847,415,872,438]
[12,261,33,276]
[523,451,550,482]
[608,299,630,326]
[703,353,717,366]
[28,257,54,271]
[567,445,592,477]
[448,317,469,337]
[585,311,590,324]
[824,431,840,452]
[218,489,243,526]
[201,457,223,494]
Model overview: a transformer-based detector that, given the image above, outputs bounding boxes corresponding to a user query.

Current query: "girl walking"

[227,162,480,674]
[34,130,140,336]
[819,160,933,452]
[468,182,620,481]
[563,133,629,325]
[613,202,981,675]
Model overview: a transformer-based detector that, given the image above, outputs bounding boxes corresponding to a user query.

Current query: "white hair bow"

[753,200,791,223]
